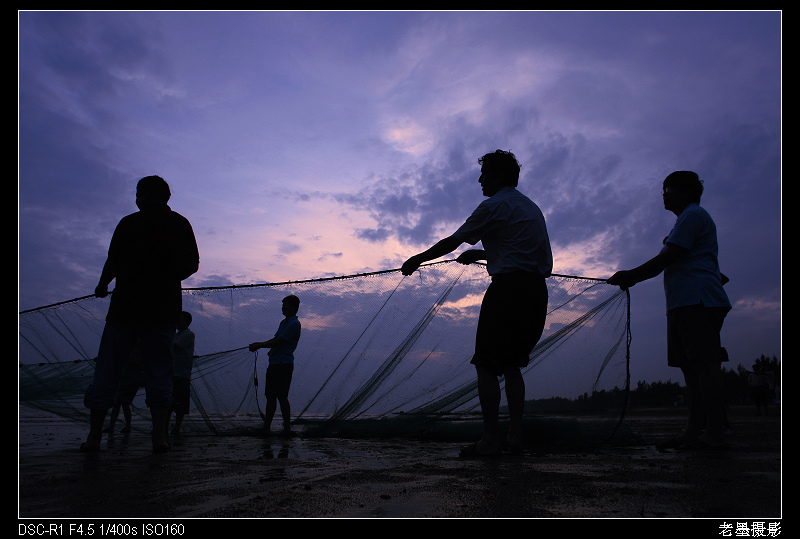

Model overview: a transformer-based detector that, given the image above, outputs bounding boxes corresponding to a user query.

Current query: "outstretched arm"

[401,235,464,275]
[249,336,287,353]
[607,243,687,290]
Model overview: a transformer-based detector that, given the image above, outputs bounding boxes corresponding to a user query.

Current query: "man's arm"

[401,235,464,275]
[607,243,687,289]
[95,225,122,298]
[249,336,287,352]
[95,259,116,298]
[174,219,200,281]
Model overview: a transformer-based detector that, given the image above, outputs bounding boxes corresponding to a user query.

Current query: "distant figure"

[81,175,200,454]
[607,171,731,449]
[402,150,552,457]
[748,362,775,416]
[249,295,302,436]
[170,311,196,435]
[103,341,145,435]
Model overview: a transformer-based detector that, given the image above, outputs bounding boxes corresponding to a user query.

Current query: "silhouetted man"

[608,171,731,449]
[249,295,301,436]
[82,175,199,454]
[402,150,552,457]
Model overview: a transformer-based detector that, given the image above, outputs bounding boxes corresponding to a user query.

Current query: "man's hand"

[248,342,261,352]
[94,284,109,298]
[401,255,422,276]
[456,249,485,265]
[607,271,635,290]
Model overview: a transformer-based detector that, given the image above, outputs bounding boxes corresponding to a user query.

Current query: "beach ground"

[18,406,780,521]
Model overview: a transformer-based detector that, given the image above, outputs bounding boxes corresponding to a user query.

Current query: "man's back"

[455,187,552,277]
[105,203,199,325]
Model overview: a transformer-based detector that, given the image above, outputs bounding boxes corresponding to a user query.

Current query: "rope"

[253,350,265,421]
[19,260,613,314]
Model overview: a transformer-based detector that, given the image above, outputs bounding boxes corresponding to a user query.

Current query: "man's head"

[662,171,703,203]
[177,311,192,331]
[478,150,521,196]
[282,295,300,316]
[136,176,171,209]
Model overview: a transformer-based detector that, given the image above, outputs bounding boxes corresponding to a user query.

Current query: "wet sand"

[18,406,781,521]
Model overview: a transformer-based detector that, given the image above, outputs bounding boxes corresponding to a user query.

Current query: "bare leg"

[678,366,705,443]
[103,404,121,433]
[503,366,525,452]
[81,408,108,452]
[150,406,171,454]
[172,413,184,435]
[264,396,277,432]
[693,362,726,446]
[121,403,132,432]
[278,397,291,433]
[680,362,726,446]
[475,365,503,454]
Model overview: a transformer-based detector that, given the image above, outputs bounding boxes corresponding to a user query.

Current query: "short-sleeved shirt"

[662,203,731,312]
[453,187,553,277]
[172,329,195,379]
[267,316,301,365]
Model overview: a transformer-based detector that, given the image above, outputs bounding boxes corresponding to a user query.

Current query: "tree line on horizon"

[523,355,780,413]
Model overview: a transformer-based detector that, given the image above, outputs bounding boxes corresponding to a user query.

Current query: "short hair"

[478,150,521,187]
[663,171,703,202]
[180,311,192,325]
[283,295,300,309]
[137,175,171,203]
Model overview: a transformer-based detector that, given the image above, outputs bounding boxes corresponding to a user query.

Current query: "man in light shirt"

[402,150,552,457]
[249,295,302,436]
[608,171,731,449]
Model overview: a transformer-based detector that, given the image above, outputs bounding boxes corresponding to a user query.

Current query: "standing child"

[249,295,301,436]
[170,311,195,435]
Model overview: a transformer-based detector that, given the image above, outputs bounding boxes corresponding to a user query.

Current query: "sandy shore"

[18,406,781,521]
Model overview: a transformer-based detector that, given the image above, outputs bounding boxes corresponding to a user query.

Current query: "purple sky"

[18,11,781,384]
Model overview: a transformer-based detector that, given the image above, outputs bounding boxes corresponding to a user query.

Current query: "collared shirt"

[453,187,553,277]
[662,203,731,312]
[267,316,301,365]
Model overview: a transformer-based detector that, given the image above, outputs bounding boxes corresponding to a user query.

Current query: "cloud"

[19,11,780,380]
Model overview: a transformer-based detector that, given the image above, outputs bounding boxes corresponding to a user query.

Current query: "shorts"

[667,304,729,368]
[265,363,294,399]
[471,272,548,377]
[171,377,191,415]
[84,321,175,410]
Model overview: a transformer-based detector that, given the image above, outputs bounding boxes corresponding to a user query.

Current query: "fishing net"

[19,261,631,446]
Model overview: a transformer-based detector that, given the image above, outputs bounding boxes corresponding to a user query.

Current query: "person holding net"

[608,171,731,449]
[81,176,199,454]
[249,295,302,436]
[402,149,552,457]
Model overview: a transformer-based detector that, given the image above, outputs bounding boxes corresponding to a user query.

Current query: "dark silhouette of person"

[401,150,552,457]
[103,341,145,435]
[607,171,731,449]
[748,360,775,416]
[170,311,196,435]
[81,175,199,454]
[249,295,301,436]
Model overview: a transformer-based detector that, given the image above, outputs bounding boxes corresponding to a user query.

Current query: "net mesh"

[19,261,631,445]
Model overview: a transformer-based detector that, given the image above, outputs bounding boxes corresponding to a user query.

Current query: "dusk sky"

[18,11,781,385]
